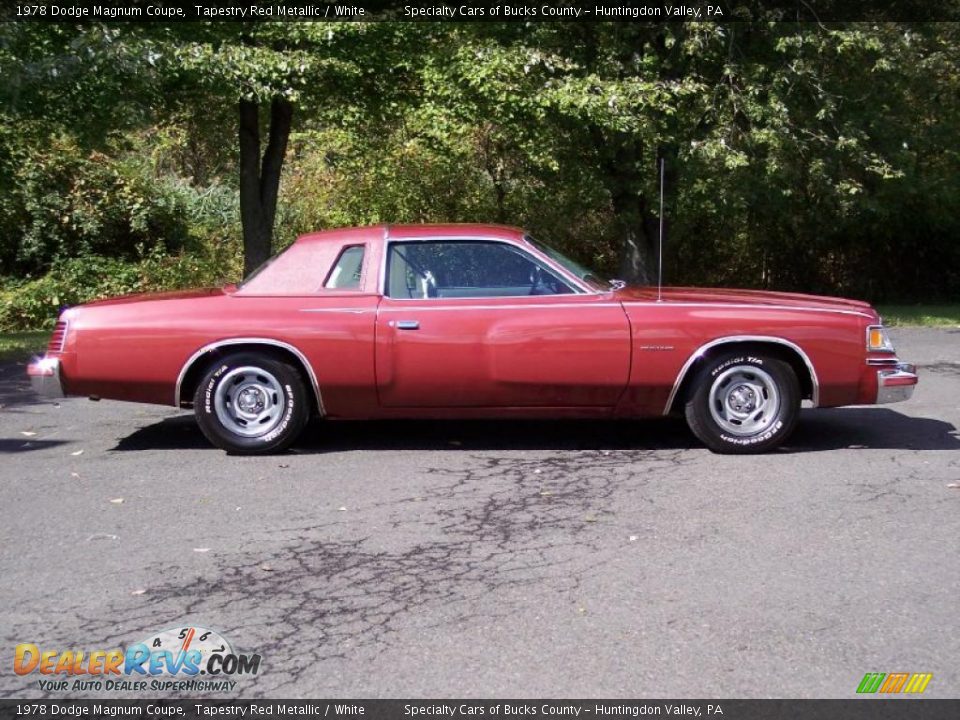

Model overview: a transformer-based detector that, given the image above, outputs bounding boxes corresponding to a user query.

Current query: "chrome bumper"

[876,362,917,404]
[27,357,66,398]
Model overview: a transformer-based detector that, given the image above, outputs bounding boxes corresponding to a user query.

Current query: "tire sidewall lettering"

[694,352,796,452]
[260,384,295,444]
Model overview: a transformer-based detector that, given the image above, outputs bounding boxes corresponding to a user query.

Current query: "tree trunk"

[612,188,658,286]
[238,97,294,278]
[593,130,659,285]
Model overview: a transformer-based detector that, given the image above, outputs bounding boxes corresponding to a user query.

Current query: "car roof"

[295,223,526,245]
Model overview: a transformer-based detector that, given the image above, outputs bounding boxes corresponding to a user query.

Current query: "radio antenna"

[656,156,665,302]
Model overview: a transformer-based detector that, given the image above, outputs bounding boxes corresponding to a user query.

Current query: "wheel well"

[668,341,815,414]
[177,343,322,416]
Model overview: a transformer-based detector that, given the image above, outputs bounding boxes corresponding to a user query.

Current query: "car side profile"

[28,224,918,454]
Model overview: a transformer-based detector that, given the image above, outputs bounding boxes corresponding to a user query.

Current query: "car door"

[375,239,631,407]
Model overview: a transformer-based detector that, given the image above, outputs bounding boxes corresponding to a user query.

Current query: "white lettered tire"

[684,352,800,454]
[194,352,309,454]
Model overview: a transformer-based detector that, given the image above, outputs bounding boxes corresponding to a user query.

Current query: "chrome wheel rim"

[213,366,286,438]
[708,365,781,437]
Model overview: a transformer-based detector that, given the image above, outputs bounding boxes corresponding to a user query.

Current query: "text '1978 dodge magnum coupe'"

[28,224,918,454]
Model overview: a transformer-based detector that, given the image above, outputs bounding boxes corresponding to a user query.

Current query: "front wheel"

[194,352,309,454]
[684,352,800,454]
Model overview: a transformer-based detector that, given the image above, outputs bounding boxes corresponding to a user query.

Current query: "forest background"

[1,19,957,331]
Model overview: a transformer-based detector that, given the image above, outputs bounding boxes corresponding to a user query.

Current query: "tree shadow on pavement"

[112,408,960,454]
[0,438,70,453]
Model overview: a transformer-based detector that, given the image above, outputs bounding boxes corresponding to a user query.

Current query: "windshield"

[524,235,610,292]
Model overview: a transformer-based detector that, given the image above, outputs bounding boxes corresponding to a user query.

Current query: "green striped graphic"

[857,673,886,693]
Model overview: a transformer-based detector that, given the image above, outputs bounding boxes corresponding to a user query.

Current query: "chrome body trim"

[378,302,622,312]
[27,357,66,398]
[875,363,918,404]
[663,335,820,415]
[867,357,900,366]
[622,301,873,319]
[174,338,324,415]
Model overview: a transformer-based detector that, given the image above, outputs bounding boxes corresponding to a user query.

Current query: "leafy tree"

[0,22,420,276]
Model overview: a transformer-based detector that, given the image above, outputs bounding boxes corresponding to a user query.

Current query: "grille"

[47,321,68,353]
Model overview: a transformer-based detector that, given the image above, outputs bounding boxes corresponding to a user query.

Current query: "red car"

[28,224,917,454]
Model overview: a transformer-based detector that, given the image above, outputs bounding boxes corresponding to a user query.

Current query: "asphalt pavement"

[0,327,957,699]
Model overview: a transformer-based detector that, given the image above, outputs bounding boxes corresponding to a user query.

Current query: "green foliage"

[0,244,241,332]
[0,330,48,361]
[1,21,959,314]
[876,305,960,327]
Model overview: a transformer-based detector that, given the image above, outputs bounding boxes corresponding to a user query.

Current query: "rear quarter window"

[236,242,364,295]
[324,246,365,290]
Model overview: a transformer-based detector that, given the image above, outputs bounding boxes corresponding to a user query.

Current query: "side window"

[386,241,574,299]
[324,245,365,290]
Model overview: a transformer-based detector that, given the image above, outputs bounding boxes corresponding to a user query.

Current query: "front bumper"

[876,362,918,404]
[27,357,66,398]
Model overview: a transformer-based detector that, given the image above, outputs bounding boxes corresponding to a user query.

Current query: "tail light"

[47,321,68,354]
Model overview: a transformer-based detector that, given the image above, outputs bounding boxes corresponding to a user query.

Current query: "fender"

[663,335,820,415]
[174,337,325,414]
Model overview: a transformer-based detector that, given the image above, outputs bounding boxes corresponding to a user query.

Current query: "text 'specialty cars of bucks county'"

[28,224,918,454]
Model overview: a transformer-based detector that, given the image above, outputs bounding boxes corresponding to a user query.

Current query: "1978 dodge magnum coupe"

[28,224,918,454]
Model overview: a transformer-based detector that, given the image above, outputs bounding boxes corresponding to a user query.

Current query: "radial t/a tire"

[193,352,309,454]
[684,351,800,454]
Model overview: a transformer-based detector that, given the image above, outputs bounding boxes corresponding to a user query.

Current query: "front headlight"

[866,325,896,352]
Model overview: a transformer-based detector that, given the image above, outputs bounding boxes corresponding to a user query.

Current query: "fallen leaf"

[70,472,80,478]
[629,535,638,542]
[235,506,242,511]
[20,431,37,437]
[87,533,118,542]
[71,449,84,456]
[109,498,124,505]
[279,464,289,469]
[130,589,147,596]
[193,548,210,553]
[577,607,587,615]
[585,515,597,523]
[533,468,542,474]
[259,564,273,572]
[338,506,347,512]
[947,483,960,489]
[539,490,553,497]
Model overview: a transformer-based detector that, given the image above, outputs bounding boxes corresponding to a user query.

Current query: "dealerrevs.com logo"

[14,626,261,693]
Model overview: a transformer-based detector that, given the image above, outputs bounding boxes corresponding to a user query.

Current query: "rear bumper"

[876,362,917,404]
[27,357,66,398]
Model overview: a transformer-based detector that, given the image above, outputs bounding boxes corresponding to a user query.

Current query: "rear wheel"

[684,351,800,454]
[193,352,309,454]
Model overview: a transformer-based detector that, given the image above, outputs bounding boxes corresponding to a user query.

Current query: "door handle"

[395,320,420,330]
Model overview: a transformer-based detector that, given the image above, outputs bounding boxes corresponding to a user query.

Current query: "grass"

[876,304,960,327]
[0,330,49,361]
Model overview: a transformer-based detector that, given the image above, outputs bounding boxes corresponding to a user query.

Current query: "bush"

[0,244,241,331]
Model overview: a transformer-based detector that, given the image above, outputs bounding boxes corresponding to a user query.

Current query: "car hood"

[615,286,875,314]
[75,287,226,308]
